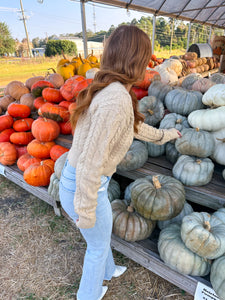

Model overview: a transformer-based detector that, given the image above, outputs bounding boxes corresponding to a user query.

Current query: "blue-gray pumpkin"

[158,223,211,276]
[107,178,121,202]
[165,142,181,164]
[117,140,148,172]
[145,141,166,157]
[165,88,204,116]
[148,80,173,105]
[159,113,190,132]
[172,155,214,186]
[138,96,164,126]
[175,127,215,158]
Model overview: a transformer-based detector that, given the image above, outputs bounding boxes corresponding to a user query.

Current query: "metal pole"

[152,15,156,54]
[186,22,191,51]
[208,26,212,43]
[170,18,174,54]
[80,0,88,58]
[20,0,32,58]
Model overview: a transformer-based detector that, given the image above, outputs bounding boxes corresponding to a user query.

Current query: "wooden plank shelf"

[117,155,225,210]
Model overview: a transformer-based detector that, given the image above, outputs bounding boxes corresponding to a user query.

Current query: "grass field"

[0,49,186,89]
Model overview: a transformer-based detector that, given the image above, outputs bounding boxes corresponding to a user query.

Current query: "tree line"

[0,17,224,57]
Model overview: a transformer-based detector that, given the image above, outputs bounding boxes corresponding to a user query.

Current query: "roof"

[90,0,225,29]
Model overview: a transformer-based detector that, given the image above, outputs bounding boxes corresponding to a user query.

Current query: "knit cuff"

[76,215,96,229]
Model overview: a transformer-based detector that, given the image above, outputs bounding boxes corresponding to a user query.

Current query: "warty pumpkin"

[59,75,85,101]
[111,199,156,242]
[158,223,211,276]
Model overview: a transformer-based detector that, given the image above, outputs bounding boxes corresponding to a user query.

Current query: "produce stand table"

[1,133,224,297]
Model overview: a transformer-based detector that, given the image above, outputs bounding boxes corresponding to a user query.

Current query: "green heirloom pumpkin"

[145,141,165,157]
[148,80,172,105]
[107,178,121,202]
[117,140,148,172]
[210,256,225,300]
[54,151,68,179]
[124,181,135,204]
[138,96,164,126]
[157,201,193,230]
[175,128,215,158]
[131,175,185,221]
[188,106,225,132]
[158,223,211,276]
[111,199,156,242]
[172,155,214,186]
[181,212,225,259]
[165,88,204,116]
[48,173,60,201]
[165,142,181,164]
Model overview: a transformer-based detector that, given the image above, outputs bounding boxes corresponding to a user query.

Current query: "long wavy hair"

[70,25,152,133]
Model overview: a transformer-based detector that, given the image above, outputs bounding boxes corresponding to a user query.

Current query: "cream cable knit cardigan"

[67,82,179,228]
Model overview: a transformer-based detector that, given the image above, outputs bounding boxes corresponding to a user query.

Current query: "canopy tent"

[80,0,225,56]
[89,0,225,29]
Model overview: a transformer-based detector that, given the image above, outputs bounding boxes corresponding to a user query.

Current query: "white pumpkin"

[161,59,183,76]
[211,128,225,165]
[154,65,178,84]
[202,84,225,107]
[188,106,225,132]
[85,68,99,79]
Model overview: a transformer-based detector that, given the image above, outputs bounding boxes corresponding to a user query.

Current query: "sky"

[0,0,152,41]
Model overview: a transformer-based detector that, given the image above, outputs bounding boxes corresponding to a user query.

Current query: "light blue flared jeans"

[59,160,116,300]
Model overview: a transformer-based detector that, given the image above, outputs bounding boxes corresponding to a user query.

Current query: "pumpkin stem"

[148,109,154,115]
[196,159,202,164]
[195,127,200,132]
[48,68,56,73]
[127,205,134,213]
[61,50,67,60]
[203,221,211,231]
[176,119,182,124]
[216,138,225,142]
[79,54,84,64]
[152,175,161,189]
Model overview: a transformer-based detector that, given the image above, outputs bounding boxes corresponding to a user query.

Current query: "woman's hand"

[177,130,182,138]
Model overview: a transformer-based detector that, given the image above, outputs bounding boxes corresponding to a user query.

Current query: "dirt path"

[0,176,194,300]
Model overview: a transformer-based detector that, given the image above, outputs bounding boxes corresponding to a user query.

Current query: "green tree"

[0,22,16,56]
[45,40,77,57]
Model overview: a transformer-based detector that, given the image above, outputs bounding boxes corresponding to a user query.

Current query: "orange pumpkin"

[50,144,69,161]
[60,75,85,101]
[0,142,17,165]
[42,87,64,103]
[10,131,34,145]
[23,159,55,186]
[38,103,70,122]
[33,97,49,110]
[7,103,31,118]
[31,118,60,142]
[17,153,41,172]
[0,128,15,142]
[59,100,74,109]
[27,139,55,159]
[58,121,72,135]
[0,115,14,132]
[134,70,161,90]
[13,118,34,132]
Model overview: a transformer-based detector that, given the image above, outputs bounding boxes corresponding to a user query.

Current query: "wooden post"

[170,18,174,54]
[186,22,192,51]
[152,15,156,54]
[80,0,88,58]
[20,0,32,58]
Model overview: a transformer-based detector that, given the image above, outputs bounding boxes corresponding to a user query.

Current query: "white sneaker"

[112,265,127,278]
[97,286,108,300]
[77,286,108,300]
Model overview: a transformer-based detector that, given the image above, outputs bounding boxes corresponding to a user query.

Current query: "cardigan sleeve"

[134,122,180,145]
[74,107,127,229]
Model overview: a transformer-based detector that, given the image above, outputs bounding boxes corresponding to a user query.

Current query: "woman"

[59,25,181,300]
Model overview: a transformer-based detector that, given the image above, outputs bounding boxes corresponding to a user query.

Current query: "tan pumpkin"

[111,199,156,242]
[6,81,30,100]
[0,95,15,111]
[20,93,35,110]
[25,76,45,90]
